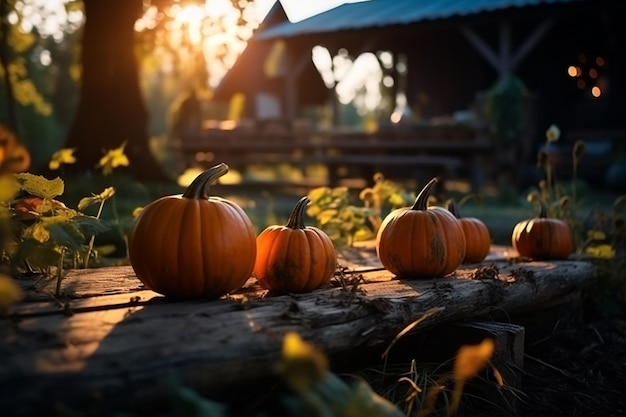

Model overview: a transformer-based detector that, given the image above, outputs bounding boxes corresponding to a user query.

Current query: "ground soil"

[519,307,626,417]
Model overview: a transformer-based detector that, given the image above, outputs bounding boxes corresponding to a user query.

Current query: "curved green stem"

[446,198,461,219]
[411,177,438,211]
[457,193,477,208]
[538,200,548,218]
[182,163,229,199]
[286,197,310,229]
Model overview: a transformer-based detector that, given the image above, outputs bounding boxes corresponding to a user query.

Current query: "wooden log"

[0,254,596,416]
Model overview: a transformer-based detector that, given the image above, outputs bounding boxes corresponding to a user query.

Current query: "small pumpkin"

[129,163,256,298]
[446,198,491,263]
[512,201,573,259]
[12,196,67,221]
[254,196,337,293]
[376,177,466,278]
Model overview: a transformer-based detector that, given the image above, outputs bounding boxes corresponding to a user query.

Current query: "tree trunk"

[65,0,170,182]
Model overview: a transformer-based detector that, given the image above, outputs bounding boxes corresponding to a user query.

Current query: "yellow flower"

[48,148,77,170]
[585,244,615,259]
[451,338,495,413]
[277,332,328,393]
[545,124,561,142]
[587,229,606,241]
[453,338,495,381]
[97,141,129,176]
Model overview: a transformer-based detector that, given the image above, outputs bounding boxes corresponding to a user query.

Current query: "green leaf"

[72,215,111,236]
[307,187,332,203]
[78,187,116,212]
[31,224,50,243]
[15,173,64,199]
[0,175,20,203]
[77,196,101,212]
[14,239,61,271]
[0,205,11,220]
[317,209,338,225]
[47,223,85,250]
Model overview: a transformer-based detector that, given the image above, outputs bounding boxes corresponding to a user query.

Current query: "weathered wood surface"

[0,246,596,415]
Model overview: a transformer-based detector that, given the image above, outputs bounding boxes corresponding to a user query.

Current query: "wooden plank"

[0,254,596,415]
[312,154,462,170]
[180,136,490,153]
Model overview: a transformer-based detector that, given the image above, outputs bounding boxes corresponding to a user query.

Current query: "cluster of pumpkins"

[129,163,573,299]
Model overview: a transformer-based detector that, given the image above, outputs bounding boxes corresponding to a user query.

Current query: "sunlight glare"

[378,51,394,69]
[14,0,83,39]
[312,46,335,88]
[39,49,51,66]
[173,4,204,45]
[332,48,352,82]
[335,52,382,111]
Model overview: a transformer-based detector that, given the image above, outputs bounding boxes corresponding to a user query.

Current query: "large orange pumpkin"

[254,196,337,293]
[512,202,573,260]
[376,177,466,278]
[446,199,491,263]
[129,163,256,298]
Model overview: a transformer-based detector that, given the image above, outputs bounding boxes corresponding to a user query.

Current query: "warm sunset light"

[171,3,204,45]
[591,86,602,97]
[134,0,262,87]
[567,65,580,77]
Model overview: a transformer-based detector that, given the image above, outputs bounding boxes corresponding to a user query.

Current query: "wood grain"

[0,246,596,415]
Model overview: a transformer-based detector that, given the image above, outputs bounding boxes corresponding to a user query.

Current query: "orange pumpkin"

[0,125,30,174]
[376,177,466,278]
[129,163,256,298]
[254,196,337,293]
[446,199,491,263]
[512,202,573,260]
[12,196,67,221]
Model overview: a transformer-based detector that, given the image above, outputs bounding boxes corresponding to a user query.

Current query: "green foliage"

[487,75,527,144]
[533,125,626,318]
[15,172,64,198]
[306,186,372,247]
[1,173,110,280]
[306,174,414,247]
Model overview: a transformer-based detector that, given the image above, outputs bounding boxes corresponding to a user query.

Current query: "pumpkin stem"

[446,198,461,219]
[458,193,477,208]
[182,163,229,199]
[411,177,438,210]
[286,196,310,229]
[538,200,548,218]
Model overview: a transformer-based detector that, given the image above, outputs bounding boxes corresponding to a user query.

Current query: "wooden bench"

[0,246,596,416]
[178,124,493,190]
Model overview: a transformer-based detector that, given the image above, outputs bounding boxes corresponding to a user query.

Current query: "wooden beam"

[511,19,555,70]
[0,252,596,415]
[460,25,501,74]
[284,49,312,120]
[462,19,555,79]
[499,21,513,77]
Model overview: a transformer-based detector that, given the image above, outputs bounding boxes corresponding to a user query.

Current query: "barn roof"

[255,0,583,41]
